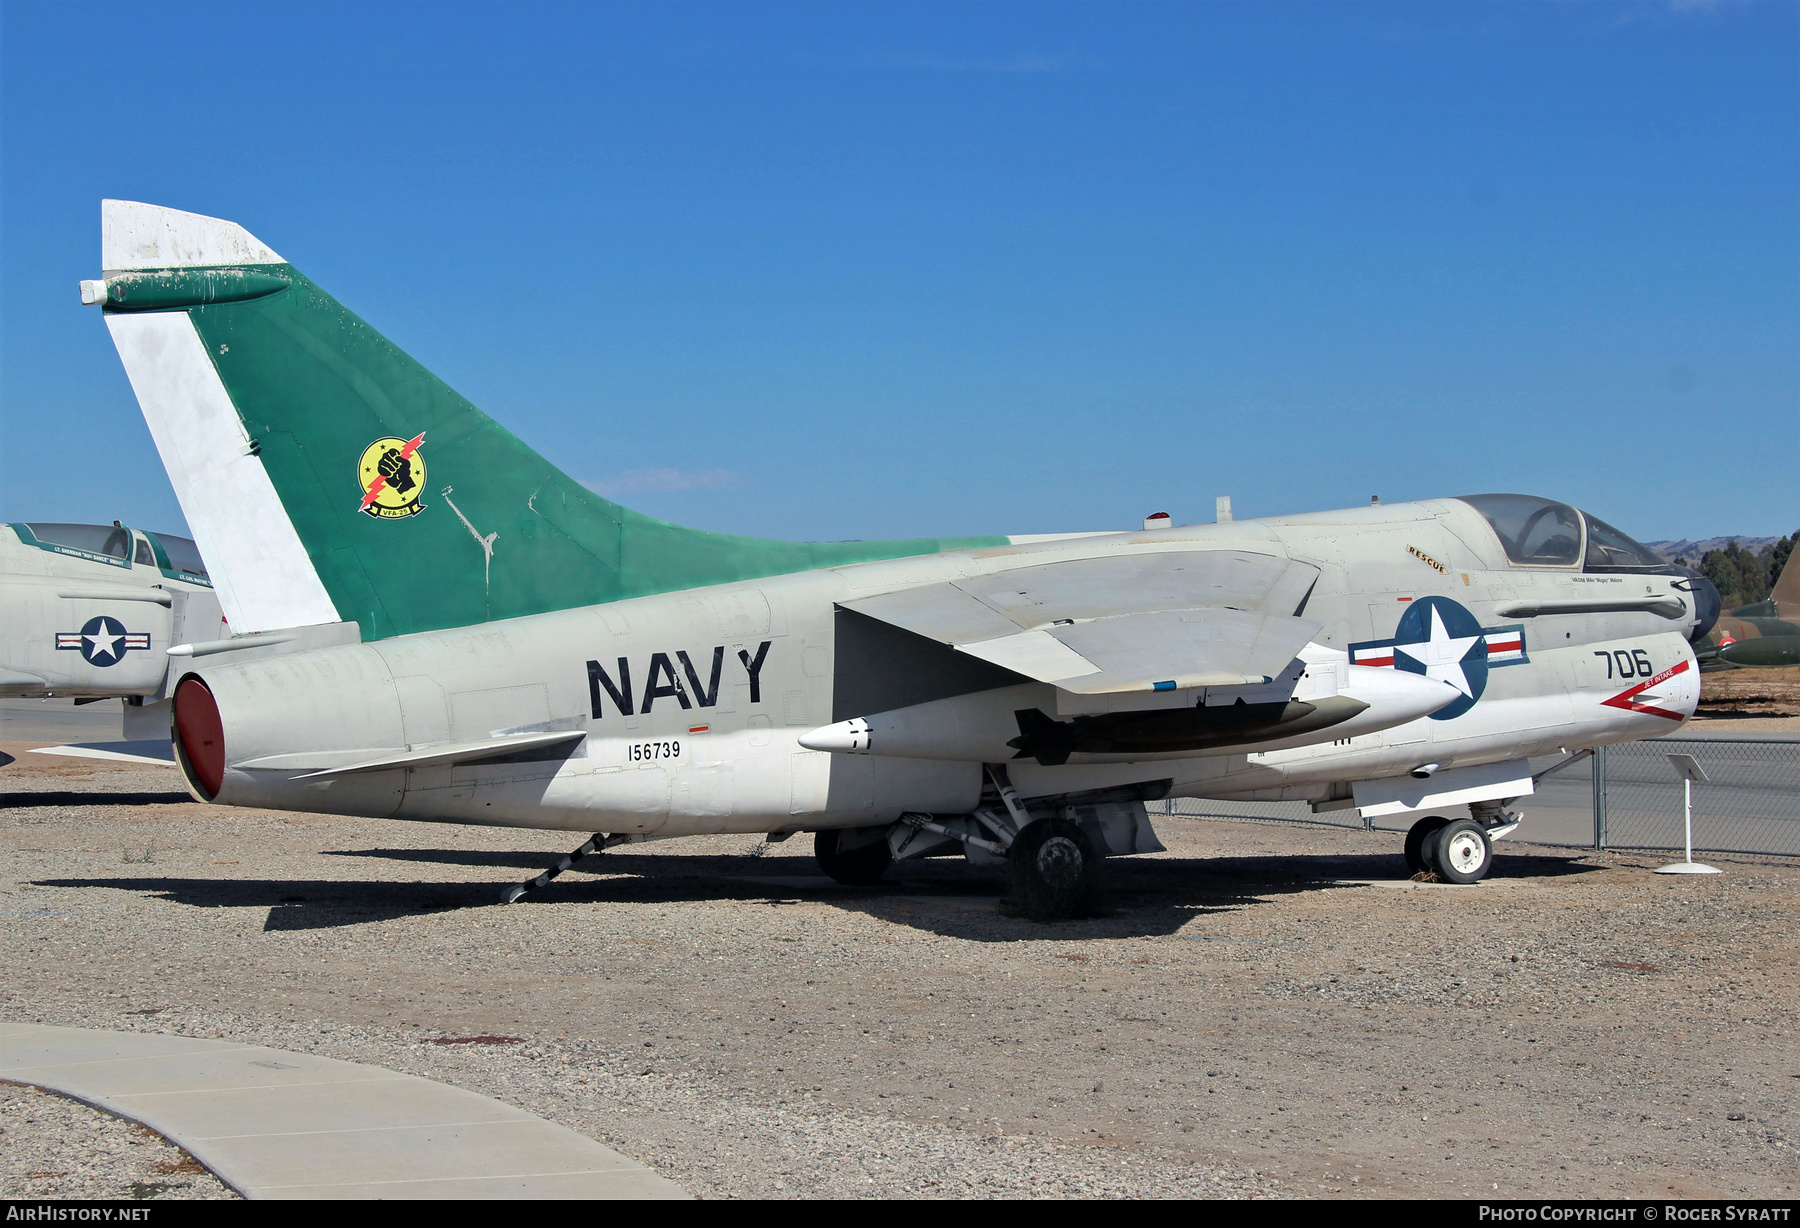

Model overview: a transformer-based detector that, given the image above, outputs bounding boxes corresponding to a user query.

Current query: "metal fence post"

[1592,744,1607,850]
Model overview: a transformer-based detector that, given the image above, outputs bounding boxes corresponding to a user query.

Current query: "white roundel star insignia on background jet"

[84,616,125,664]
[54,615,152,668]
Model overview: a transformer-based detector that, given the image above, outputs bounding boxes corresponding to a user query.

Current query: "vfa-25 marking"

[79,201,1722,917]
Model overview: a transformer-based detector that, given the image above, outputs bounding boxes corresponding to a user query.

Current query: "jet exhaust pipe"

[172,675,226,800]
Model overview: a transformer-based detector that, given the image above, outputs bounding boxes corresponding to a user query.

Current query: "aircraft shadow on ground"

[1,791,195,810]
[38,845,1600,937]
[34,876,495,932]
[797,848,1603,941]
[323,847,559,871]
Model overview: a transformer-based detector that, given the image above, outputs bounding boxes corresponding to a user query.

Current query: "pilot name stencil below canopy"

[81,200,1721,916]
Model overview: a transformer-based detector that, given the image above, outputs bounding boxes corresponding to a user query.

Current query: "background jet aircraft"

[1691,552,1799,671]
[1,520,221,737]
[78,201,1721,917]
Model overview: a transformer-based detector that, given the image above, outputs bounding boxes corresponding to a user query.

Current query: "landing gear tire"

[1405,816,1451,876]
[1429,818,1493,884]
[1005,819,1102,922]
[814,829,893,885]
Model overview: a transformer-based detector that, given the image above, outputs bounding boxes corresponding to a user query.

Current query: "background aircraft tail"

[92,202,1002,640]
[1771,548,1798,615]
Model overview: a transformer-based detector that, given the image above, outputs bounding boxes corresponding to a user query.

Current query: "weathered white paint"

[105,312,340,634]
[101,200,283,271]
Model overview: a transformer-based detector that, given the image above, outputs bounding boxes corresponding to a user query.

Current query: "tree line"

[1676,532,1797,610]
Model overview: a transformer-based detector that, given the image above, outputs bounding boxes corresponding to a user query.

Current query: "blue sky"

[3,1,1795,544]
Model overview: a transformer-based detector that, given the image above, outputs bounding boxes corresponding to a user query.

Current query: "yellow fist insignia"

[357,433,427,519]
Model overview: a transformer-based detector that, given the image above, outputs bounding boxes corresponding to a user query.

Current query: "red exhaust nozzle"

[173,676,225,800]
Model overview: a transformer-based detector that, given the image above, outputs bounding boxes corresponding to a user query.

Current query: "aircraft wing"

[842,550,1322,693]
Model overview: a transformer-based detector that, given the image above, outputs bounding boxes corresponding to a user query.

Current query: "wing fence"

[1150,734,1800,860]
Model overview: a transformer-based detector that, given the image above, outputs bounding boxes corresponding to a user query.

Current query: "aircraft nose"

[1676,567,1721,642]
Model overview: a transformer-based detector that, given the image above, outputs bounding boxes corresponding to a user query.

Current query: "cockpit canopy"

[24,521,134,561]
[149,531,209,581]
[17,522,209,582]
[1455,494,1667,573]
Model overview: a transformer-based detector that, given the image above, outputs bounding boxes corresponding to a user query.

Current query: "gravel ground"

[1695,667,1800,724]
[2,742,1796,1200]
[0,1083,236,1200]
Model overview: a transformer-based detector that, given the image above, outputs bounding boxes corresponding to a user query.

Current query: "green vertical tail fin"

[94,201,1003,640]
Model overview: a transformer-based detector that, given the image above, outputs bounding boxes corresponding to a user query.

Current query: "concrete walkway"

[0,1023,688,1199]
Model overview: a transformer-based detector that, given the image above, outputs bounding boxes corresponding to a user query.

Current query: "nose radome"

[1678,568,1721,642]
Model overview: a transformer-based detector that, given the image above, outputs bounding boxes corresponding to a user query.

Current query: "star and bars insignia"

[1348,596,1528,721]
[56,615,150,667]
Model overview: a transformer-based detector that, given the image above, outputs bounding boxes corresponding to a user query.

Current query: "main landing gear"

[812,817,1105,921]
[1005,818,1103,922]
[811,767,1111,921]
[814,828,894,885]
[1403,805,1520,885]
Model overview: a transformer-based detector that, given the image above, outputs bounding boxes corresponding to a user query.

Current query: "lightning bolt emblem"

[359,432,426,512]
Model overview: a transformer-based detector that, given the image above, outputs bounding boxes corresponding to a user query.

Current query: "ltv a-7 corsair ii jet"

[79,201,1721,917]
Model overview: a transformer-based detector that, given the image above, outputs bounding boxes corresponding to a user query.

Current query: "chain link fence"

[1151,734,1800,859]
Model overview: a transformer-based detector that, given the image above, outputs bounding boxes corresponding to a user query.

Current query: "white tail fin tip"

[101,200,283,273]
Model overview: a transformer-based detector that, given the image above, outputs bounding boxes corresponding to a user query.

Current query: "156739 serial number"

[627,740,681,762]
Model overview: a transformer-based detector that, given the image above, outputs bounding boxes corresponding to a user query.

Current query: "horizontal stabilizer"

[238,729,588,778]
[29,740,176,766]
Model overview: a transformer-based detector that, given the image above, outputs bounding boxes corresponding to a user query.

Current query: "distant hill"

[1642,536,1782,564]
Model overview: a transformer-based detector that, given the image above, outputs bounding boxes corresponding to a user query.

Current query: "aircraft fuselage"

[170,496,1702,836]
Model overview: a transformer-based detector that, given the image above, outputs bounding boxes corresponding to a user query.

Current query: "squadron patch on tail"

[358,433,427,519]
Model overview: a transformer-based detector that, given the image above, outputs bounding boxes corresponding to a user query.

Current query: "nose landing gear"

[1403,815,1451,876]
[1405,808,1512,884]
[1431,818,1494,884]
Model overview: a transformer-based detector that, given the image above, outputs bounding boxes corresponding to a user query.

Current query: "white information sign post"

[1654,753,1721,876]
